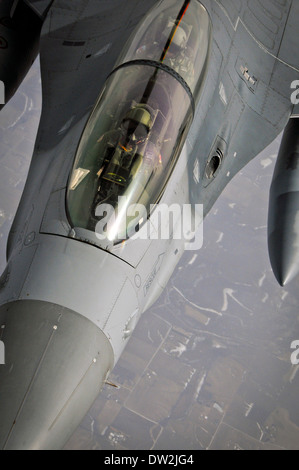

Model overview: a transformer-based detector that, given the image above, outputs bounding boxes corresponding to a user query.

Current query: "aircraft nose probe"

[268,118,299,286]
[0,300,113,450]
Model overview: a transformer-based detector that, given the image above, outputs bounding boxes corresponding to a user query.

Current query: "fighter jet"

[0,0,298,450]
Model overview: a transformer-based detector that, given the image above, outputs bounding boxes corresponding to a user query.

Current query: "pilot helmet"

[163,22,187,55]
[121,106,152,144]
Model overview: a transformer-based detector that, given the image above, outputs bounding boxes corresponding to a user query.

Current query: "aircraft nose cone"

[0,300,114,450]
[268,192,299,287]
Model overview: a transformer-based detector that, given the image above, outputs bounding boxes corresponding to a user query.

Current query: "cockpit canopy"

[115,0,211,101]
[67,0,211,247]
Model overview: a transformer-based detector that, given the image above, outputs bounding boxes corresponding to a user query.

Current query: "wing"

[34,0,159,151]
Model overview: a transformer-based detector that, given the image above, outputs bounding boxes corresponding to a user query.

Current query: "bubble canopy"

[116,0,211,101]
[67,0,211,245]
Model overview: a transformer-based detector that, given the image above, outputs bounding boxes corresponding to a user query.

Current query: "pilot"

[121,106,154,181]
[93,106,153,217]
[97,105,152,175]
[121,106,152,148]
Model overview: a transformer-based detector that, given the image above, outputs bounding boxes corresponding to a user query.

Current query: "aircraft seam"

[214,0,299,73]
[102,277,128,331]
[48,354,100,432]
[2,323,59,449]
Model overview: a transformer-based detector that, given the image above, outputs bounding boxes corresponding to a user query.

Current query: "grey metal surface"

[189,0,298,217]
[0,300,114,450]
[0,0,299,451]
